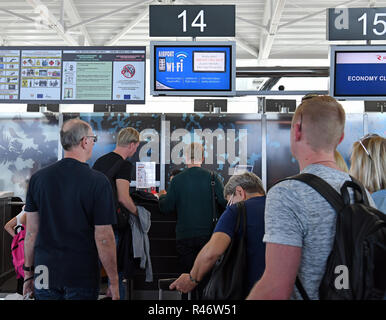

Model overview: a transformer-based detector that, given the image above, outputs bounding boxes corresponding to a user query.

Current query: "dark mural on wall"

[164,113,262,189]
[0,113,59,200]
[0,112,384,200]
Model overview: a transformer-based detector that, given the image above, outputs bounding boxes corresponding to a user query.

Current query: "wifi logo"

[176,52,188,60]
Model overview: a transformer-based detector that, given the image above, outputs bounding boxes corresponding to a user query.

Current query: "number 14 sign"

[149,5,235,37]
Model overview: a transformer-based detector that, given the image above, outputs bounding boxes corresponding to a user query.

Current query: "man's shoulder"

[270,165,351,193]
[93,152,115,166]
[29,160,61,181]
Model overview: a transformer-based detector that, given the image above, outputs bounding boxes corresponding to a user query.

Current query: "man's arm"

[159,180,177,214]
[246,243,302,300]
[170,232,231,293]
[116,178,137,215]
[94,225,119,300]
[23,211,39,296]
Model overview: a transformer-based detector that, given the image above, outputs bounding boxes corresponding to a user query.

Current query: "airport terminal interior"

[0,0,385,300]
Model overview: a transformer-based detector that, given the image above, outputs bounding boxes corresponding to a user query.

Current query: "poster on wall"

[20,49,62,100]
[62,49,145,103]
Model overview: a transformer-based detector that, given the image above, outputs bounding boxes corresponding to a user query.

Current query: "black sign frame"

[328,7,386,40]
[0,46,146,104]
[149,5,235,37]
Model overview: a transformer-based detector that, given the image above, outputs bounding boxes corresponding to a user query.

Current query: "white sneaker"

[4,293,23,300]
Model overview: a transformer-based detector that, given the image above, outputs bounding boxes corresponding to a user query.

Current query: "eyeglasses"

[358,133,379,160]
[226,194,234,207]
[83,135,98,143]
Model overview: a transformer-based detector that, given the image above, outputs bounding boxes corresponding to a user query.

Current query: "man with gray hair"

[170,171,266,299]
[23,118,119,300]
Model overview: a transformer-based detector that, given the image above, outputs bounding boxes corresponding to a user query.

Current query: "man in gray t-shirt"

[247,96,374,300]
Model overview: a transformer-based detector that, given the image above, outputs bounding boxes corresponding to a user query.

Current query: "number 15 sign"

[149,5,235,37]
[328,7,386,40]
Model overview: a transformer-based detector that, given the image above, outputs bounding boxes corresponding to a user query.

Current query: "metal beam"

[105,7,149,46]
[66,0,153,31]
[63,0,94,46]
[0,7,35,22]
[236,16,267,31]
[227,37,258,58]
[278,0,361,30]
[26,0,78,46]
[259,0,286,61]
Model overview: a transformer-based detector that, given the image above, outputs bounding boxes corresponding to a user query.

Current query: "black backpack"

[282,173,386,300]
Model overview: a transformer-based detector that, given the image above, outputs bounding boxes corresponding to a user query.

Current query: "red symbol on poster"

[49,60,54,65]
[121,64,135,78]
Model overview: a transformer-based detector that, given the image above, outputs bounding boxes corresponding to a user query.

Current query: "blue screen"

[335,51,386,96]
[154,46,232,91]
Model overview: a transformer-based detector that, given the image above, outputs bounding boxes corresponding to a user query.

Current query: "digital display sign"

[331,45,386,100]
[150,41,235,96]
[0,46,146,104]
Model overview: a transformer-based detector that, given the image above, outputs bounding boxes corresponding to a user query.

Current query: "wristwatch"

[189,274,200,284]
[23,264,34,272]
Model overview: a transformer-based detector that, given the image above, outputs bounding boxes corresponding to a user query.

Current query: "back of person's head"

[293,95,345,153]
[185,142,204,164]
[60,118,90,151]
[117,127,140,147]
[170,169,182,180]
[224,172,265,197]
[349,134,386,193]
[334,150,349,173]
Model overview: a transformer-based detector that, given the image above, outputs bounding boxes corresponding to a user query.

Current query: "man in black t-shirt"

[92,127,140,299]
[23,119,119,300]
[93,127,140,220]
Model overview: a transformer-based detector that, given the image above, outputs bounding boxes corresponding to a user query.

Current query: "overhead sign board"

[149,5,235,37]
[328,7,386,40]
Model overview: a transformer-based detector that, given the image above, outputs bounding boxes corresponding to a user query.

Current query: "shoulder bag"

[202,201,248,300]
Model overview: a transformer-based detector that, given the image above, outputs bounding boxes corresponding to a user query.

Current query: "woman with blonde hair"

[349,134,386,213]
[334,150,349,173]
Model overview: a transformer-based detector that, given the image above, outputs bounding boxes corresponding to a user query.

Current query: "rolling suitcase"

[158,278,191,300]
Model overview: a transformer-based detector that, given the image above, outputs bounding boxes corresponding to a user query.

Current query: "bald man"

[23,118,119,300]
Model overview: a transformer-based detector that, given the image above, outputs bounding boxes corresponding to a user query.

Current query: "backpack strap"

[105,158,125,181]
[210,171,218,226]
[295,277,310,300]
[346,176,370,206]
[235,201,247,237]
[278,173,345,213]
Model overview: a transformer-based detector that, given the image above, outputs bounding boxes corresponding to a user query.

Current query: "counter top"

[0,191,14,199]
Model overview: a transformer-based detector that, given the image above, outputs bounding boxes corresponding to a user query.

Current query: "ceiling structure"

[0,0,385,65]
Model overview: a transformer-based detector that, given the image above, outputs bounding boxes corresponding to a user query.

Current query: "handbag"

[210,171,225,229]
[202,201,248,300]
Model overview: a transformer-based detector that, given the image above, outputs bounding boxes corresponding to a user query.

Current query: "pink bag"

[11,225,25,279]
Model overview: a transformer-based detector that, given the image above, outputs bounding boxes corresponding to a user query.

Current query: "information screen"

[0,46,145,104]
[331,45,386,100]
[0,50,20,100]
[151,41,235,96]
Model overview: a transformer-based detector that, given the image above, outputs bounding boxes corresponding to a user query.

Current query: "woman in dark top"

[169,171,266,299]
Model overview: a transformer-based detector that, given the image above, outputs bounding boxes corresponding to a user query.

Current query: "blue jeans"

[35,287,99,300]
